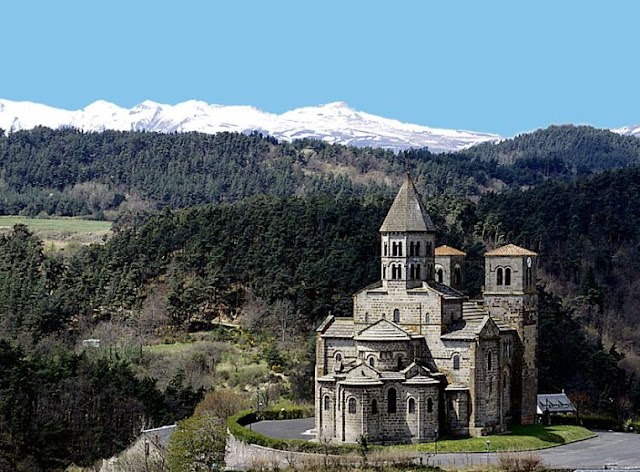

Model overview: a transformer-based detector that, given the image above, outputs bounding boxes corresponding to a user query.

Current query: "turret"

[379,174,435,288]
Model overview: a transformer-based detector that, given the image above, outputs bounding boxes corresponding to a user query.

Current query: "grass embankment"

[0,216,112,248]
[394,424,595,453]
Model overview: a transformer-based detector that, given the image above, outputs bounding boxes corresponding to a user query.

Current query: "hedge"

[548,413,622,431]
[227,406,361,455]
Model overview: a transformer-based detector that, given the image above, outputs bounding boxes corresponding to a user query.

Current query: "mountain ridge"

[0,99,500,153]
[1,98,638,153]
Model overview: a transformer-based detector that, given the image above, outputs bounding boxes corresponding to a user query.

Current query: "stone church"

[315,174,538,443]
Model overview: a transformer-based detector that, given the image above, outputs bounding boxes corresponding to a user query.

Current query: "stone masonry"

[315,174,538,444]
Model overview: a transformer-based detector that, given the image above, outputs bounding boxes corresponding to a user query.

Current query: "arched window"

[348,397,357,414]
[410,241,415,256]
[398,242,403,256]
[398,264,403,279]
[426,241,432,255]
[487,350,493,371]
[384,243,388,256]
[371,399,378,414]
[427,397,433,413]
[505,267,511,286]
[416,241,421,256]
[453,354,460,370]
[391,264,396,279]
[368,356,376,368]
[416,264,421,280]
[408,398,416,414]
[453,265,462,286]
[392,242,398,256]
[324,395,330,411]
[410,264,415,279]
[364,312,369,323]
[387,388,397,413]
[397,355,403,370]
[425,312,430,324]
[436,267,443,283]
[393,309,400,323]
[335,352,342,362]
[497,267,503,286]
[382,265,386,279]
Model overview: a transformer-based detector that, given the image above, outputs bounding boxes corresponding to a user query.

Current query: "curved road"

[252,419,640,469]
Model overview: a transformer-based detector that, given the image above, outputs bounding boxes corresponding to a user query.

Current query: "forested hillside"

[2,126,640,219]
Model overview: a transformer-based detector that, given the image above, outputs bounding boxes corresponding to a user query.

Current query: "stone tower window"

[368,356,376,368]
[384,243,388,256]
[396,355,403,370]
[453,354,460,370]
[453,265,462,286]
[371,399,378,414]
[497,267,503,286]
[436,267,443,283]
[348,397,357,414]
[426,241,432,255]
[487,350,493,371]
[416,241,421,256]
[364,312,369,323]
[398,242,403,256]
[387,388,397,413]
[410,264,414,279]
[383,265,386,280]
[427,397,433,413]
[416,264,421,280]
[410,241,415,256]
[505,267,511,286]
[335,352,343,362]
[393,309,400,323]
[392,242,398,256]
[408,398,416,414]
[323,395,330,411]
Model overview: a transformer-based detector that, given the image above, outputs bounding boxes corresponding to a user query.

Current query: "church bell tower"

[379,174,436,288]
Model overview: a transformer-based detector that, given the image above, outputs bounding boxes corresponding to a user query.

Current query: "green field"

[0,216,112,247]
[393,424,595,453]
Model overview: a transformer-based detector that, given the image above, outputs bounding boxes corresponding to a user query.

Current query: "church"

[314,174,538,443]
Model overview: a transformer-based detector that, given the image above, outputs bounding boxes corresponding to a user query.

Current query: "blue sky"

[1,1,638,136]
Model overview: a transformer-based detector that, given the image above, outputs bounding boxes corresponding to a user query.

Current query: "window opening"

[387,388,397,413]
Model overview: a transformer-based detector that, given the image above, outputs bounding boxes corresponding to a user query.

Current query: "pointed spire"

[380,174,435,232]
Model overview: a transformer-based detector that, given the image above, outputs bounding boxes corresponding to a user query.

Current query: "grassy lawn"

[0,216,112,247]
[390,425,595,453]
[0,216,112,233]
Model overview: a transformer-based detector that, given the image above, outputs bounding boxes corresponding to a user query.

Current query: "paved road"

[251,419,640,469]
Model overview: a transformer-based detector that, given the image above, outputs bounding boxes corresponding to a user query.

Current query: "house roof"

[485,243,537,257]
[354,319,413,342]
[142,425,177,450]
[380,174,436,233]
[435,245,467,256]
[537,393,576,414]
[319,317,355,338]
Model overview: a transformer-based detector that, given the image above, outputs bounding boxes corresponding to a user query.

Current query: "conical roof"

[380,174,436,232]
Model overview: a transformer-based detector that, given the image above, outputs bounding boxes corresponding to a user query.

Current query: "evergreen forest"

[1,126,640,469]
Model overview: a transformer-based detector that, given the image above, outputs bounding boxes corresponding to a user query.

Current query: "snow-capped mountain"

[0,99,501,153]
[613,124,640,139]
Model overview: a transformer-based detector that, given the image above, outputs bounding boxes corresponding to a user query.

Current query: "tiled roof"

[485,243,537,257]
[537,393,576,414]
[435,245,467,256]
[404,376,440,385]
[355,319,413,341]
[321,318,355,338]
[427,281,464,299]
[143,425,177,449]
[380,174,436,232]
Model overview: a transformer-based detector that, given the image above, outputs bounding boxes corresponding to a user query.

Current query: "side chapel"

[315,174,538,443]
